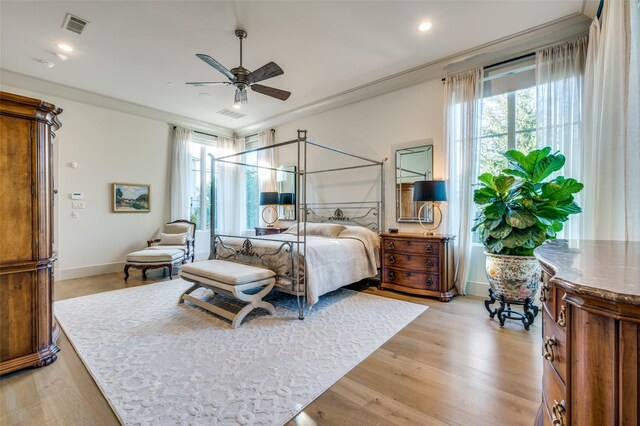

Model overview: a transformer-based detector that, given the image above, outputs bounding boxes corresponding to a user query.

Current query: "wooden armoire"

[0,92,62,375]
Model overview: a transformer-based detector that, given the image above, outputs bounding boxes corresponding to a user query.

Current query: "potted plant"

[472,147,583,325]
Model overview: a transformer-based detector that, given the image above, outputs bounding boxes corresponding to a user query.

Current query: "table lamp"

[413,180,447,234]
[259,192,279,227]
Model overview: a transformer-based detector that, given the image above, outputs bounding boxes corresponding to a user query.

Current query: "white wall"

[273,78,489,295]
[1,84,175,279]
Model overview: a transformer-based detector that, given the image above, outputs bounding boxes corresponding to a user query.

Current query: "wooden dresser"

[255,226,289,236]
[379,233,456,301]
[0,92,62,375]
[534,240,640,426]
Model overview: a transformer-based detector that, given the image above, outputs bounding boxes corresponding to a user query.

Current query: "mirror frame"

[277,165,296,220]
[395,145,434,223]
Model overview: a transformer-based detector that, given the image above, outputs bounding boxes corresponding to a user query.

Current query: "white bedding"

[216,227,379,307]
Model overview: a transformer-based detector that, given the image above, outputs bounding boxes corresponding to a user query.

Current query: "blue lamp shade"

[259,192,279,205]
[279,193,295,205]
[413,180,447,202]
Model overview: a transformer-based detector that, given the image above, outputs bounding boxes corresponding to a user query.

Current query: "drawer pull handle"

[388,242,395,250]
[389,255,395,264]
[540,283,550,302]
[425,244,434,253]
[426,276,433,286]
[387,271,395,281]
[426,259,434,268]
[551,399,566,426]
[557,305,567,328]
[543,336,557,362]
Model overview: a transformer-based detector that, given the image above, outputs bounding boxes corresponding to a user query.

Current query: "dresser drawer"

[383,238,439,255]
[382,267,439,291]
[382,253,439,272]
[542,360,568,426]
[542,308,567,381]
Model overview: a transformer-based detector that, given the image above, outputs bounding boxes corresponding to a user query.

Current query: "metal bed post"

[380,160,385,233]
[208,153,216,260]
[299,129,308,317]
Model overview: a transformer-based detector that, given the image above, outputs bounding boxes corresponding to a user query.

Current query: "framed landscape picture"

[112,183,150,213]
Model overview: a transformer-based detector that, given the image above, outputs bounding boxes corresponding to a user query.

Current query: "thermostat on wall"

[71,192,84,200]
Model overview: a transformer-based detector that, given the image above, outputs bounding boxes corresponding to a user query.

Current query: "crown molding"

[233,12,590,137]
[0,69,234,137]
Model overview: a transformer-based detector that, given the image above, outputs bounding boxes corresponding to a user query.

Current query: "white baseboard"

[465,280,490,297]
[58,252,211,281]
[59,261,125,280]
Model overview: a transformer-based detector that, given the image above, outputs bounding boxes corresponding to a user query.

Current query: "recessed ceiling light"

[56,43,73,52]
[56,53,68,61]
[198,92,212,98]
[37,59,55,68]
[418,21,433,32]
[167,82,175,86]
[232,103,241,110]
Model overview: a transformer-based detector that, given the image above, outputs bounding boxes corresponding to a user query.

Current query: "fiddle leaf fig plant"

[472,147,584,256]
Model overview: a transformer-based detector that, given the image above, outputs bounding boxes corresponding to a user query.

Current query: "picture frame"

[112,183,150,213]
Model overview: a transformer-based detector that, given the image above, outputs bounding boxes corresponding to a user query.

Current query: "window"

[473,57,537,242]
[479,57,537,175]
[190,134,218,230]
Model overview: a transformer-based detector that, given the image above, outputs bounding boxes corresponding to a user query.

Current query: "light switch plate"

[71,201,86,209]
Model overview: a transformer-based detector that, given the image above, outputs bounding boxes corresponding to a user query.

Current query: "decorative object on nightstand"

[255,226,289,236]
[473,147,584,330]
[379,233,456,302]
[413,180,446,235]
[259,192,279,227]
[279,192,295,220]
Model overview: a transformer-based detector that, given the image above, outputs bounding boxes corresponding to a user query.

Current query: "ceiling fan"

[186,29,291,106]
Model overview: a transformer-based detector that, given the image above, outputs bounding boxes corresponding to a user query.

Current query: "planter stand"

[484,288,539,330]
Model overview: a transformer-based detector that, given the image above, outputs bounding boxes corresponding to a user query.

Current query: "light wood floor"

[0,272,542,425]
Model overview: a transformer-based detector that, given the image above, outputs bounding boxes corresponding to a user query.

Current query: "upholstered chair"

[147,219,196,263]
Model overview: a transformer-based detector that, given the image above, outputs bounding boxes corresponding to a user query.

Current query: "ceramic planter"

[484,252,541,302]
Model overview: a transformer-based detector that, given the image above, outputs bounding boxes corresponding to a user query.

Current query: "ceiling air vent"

[216,109,245,119]
[62,13,89,34]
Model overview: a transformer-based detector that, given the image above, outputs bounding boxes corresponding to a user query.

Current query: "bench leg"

[178,282,203,304]
[230,282,276,329]
[124,264,130,281]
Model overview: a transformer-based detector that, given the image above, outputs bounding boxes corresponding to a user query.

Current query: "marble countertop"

[534,239,640,305]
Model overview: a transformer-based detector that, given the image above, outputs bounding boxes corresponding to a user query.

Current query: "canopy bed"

[200,131,386,321]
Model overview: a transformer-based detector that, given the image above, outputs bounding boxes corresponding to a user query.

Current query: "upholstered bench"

[178,260,276,328]
[124,248,185,281]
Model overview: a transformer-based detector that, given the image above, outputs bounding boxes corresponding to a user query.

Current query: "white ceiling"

[1,1,586,130]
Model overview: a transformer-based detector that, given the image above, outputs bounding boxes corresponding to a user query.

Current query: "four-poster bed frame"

[208,130,386,319]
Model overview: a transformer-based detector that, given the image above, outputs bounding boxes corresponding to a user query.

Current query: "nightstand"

[379,233,457,302]
[255,226,290,236]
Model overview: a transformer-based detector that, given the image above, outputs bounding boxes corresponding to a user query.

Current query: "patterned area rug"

[55,280,426,425]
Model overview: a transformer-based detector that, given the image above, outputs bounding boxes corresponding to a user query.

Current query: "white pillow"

[159,232,188,245]
[283,223,347,238]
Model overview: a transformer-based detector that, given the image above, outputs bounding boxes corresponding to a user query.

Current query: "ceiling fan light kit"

[187,29,291,105]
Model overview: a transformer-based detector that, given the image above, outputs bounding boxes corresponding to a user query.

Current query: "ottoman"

[124,248,185,281]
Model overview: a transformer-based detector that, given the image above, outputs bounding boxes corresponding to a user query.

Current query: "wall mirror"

[395,145,433,222]
[277,165,296,220]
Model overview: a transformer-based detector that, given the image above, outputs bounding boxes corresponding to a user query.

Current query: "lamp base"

[418,202,443,234]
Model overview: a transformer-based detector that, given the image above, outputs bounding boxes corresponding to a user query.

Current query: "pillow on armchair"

[159,232,188,246]
[163,222,193,237]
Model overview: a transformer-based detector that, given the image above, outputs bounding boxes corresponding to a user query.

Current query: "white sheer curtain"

[216,137,247,235]
[582,0,640,241]
[536,36,588,240]
[170,126,193,221]
[257,129,276,192]
[444,68,483,295]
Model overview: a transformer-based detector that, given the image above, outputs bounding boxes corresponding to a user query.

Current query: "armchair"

[147,219,196,263]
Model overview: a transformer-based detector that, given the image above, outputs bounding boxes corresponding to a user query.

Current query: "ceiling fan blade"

[246,62,284,84]
[185,82,230,87]
[195,54,235,81]
[251,84,291,101]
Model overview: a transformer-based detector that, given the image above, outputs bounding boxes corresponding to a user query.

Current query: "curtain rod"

[172,125,218,139]
[441,52,535,82]
[596,0,603,18]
